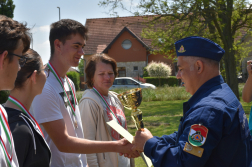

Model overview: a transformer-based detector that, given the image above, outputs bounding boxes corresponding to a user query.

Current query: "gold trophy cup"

[118,88,153,167]
[117,88,144,131]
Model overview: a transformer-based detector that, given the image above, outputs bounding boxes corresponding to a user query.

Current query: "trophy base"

[131,109,144,130]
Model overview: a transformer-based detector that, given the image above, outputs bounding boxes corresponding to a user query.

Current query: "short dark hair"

[49,19,88,57]
[85,54,118,88]
[0,15,31,62]
[14,49,43,89]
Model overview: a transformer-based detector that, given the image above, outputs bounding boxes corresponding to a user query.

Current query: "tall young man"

[31,19,138,167]
[0,15,31,167]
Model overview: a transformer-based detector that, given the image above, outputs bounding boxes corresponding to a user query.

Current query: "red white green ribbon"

[0,105,13,167]
[8,96,44,137]
[92,87,122,126]
[47,62,77,116]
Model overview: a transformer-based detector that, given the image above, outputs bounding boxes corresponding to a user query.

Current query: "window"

[118,67,126,77]
[121,39,132,50]
[133,66,138,71]
[125,79,137,85]
[113,80,117,85]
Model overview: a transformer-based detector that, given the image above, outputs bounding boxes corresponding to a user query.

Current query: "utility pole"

[57,7,60,20]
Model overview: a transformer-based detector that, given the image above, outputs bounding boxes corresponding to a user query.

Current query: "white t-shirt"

[30,71,87,167]
[102,93,130,167]
[0,105,19,167]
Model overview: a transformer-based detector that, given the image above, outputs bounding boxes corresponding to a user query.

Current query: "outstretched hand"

[132,128,153,152]
[117,138,140,158]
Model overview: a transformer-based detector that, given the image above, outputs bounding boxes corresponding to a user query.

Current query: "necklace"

[8,96,44,137]
[47,62,78,128]
[0,105,13,167]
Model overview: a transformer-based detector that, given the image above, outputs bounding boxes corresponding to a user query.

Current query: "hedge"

[66,71,80,91]
[143,76,179,87]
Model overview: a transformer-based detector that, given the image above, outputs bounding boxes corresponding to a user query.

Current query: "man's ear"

[0,51,8,70]
[196,60,204,74]
[54,39,62,53]
[30,70,38,84]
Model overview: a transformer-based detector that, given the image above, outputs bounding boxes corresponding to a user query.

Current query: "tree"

[99,0,252,99]
[146,61,172,86]
[0,0,15,103]
[67,71,80,91]
[78,59,84,76]
[0,0,15,18]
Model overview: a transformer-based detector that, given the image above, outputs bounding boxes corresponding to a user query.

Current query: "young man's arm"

[41,119,139,156]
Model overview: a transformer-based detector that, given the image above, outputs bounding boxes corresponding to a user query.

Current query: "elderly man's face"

[176,56,198,95]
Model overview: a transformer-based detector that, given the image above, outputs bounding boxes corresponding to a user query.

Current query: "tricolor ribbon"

[92,87,122,126]
[47,62,77,116]
[8,96,44,137]
[0,105,13,167]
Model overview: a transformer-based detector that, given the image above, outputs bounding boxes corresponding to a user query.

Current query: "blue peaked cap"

[175,36,225,62]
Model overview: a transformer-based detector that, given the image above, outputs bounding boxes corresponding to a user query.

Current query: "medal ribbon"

[47,62,77,116]
[0,106,13,167]
[92,87,122,126]
[8,96,44,137]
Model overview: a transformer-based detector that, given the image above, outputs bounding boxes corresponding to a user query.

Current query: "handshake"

[117,128,154,158]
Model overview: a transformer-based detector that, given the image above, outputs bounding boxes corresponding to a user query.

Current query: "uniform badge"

[188,124,208,147]
[178,45,186,53]
[183,142,204,157]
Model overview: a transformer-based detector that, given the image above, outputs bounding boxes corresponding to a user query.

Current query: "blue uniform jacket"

[144,75,252,167]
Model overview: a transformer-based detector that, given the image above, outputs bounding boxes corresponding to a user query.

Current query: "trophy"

[117,88,144,131]
[118,88,153,167]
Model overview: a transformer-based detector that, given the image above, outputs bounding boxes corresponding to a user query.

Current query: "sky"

[13,0,134,64]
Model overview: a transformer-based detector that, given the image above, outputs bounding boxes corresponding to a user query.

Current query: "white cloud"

[30,25,50,34]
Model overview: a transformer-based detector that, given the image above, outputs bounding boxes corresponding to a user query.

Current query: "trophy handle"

[131,109,144,131]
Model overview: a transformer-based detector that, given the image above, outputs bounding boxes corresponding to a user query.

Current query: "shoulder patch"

[183,142,204,157]
[188,124,208,146]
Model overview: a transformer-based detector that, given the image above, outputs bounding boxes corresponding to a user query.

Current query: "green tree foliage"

[78,59,84,76]
[0,0,15,103]
[67,71,80,91]
[0,90,9,104]
[0,0,15,18]
[146,61,172,86]
[99,0,252,99]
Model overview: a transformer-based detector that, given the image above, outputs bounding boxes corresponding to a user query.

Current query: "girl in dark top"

[4,49,51,167]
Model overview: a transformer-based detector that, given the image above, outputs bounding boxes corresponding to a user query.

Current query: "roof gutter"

[146,53,151,66]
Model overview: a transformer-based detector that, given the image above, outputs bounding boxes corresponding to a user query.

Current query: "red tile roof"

[84,15,248,55]
[84,15,154,55]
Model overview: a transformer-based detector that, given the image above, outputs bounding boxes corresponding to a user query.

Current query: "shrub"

[146,61,172,86]
[143,67,149,77]
[0,90,9,104]
[67,71,80,91]
[144,76,179,87]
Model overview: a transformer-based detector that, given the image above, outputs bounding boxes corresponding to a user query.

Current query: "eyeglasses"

[8,53,29,67]
[27,67,50,78]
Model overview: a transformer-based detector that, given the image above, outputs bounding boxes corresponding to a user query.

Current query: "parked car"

[110,77,156,90]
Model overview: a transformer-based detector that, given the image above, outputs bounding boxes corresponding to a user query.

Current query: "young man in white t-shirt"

[0,15,31,167]
[31,19,139,167]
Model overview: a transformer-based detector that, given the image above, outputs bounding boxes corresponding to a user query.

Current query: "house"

[83,15,176,80]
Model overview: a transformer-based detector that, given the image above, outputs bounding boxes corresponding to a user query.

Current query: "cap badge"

[178,45,186,53]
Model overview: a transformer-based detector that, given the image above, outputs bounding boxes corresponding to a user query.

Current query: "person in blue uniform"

[132,36,252,167]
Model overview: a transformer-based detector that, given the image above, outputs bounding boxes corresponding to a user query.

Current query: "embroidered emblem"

[188,124,208,147]
[178,45,186,53]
